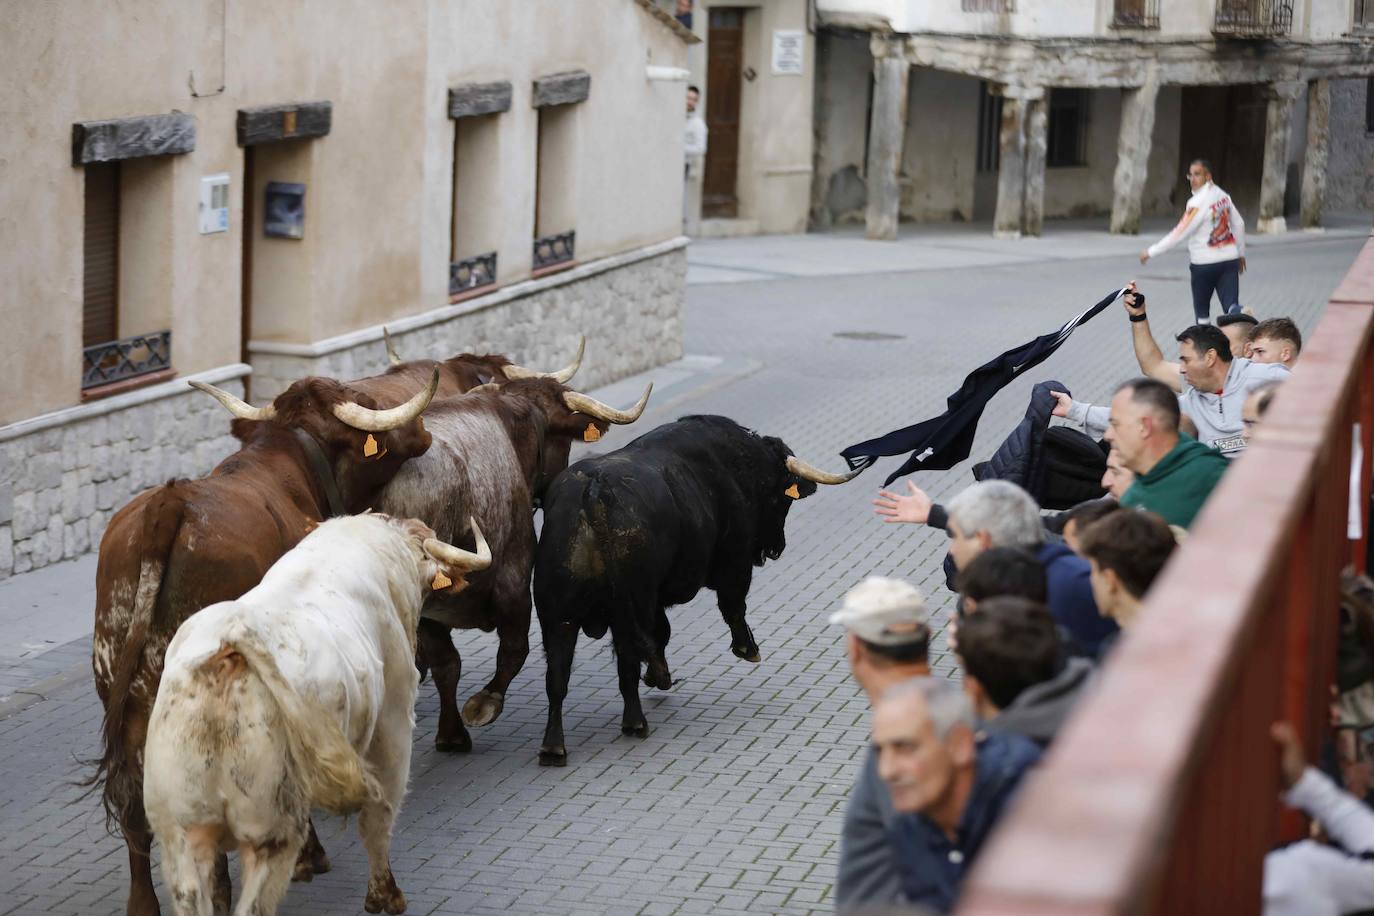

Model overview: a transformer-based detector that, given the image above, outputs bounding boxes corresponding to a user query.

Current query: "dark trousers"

[1189,259,1240,323]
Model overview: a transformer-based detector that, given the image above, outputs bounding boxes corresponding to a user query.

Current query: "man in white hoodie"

[1140,158,1247,324]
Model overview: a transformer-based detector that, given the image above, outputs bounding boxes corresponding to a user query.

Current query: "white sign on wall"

[771,30,804,76]
[199,173,230,234]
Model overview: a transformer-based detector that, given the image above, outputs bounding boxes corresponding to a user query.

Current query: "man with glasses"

[1139,158,1247,324]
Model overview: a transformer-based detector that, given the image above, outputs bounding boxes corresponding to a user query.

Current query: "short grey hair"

[880,677,976,739]
[946,481,1045,548]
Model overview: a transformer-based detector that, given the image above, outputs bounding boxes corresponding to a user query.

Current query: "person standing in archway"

[1139,158,1247,325]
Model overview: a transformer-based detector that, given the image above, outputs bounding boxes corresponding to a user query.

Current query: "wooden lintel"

[72,112,196,166]
[236,101,332,147]
[532,70,591,108]
[449,81,513,119]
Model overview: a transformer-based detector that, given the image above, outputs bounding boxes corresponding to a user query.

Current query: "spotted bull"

[90,373,438,916]
[374,377,651,753]
[143,513,490,916]
[532,415,858,766]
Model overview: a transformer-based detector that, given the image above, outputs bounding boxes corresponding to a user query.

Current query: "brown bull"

[370,326,584,399]
[374,376,651,752]
[90,372,438,916]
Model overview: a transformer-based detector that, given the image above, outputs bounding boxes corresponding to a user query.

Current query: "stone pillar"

[1022,97,1048,237]
[1300,78,1330,230]
[1109,74,1160,235]
[1258,81,1303,234]
[992,85,1044,240]
[864,37,909,241]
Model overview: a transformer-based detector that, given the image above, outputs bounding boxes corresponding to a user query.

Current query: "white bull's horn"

[785,455,862,485]
[382,326,402,366]
[501,335,585,384]
[423,517,492,571]
[562,382,652,425]
[332,367,440,432]
[189,381,277,422]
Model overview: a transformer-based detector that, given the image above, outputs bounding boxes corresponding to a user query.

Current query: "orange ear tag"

[583,423,602,443]
[364,434,380,457]
[784,483,801,499]
[431,570,453,590]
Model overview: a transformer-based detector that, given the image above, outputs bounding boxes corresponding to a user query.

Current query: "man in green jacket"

[1104,377,1227,528]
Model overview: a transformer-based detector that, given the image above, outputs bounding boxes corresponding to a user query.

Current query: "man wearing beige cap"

[832,576,932,913]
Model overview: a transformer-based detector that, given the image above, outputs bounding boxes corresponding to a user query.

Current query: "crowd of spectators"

[834,280,1374,915]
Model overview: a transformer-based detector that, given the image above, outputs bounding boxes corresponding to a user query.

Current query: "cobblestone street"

[0,224,1366,915]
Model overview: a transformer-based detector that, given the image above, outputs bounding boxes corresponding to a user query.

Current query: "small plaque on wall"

[264,181,306,239]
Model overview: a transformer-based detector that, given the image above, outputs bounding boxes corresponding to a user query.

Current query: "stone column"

[1022,96,1048,237]
[1109,73,1160,235]
[1300,79,1330,230]
[864,36,910,241]
[992,85,1044,239]
[1258,81,1303,234]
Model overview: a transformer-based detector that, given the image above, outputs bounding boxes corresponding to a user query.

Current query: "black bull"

[532,415,856,766]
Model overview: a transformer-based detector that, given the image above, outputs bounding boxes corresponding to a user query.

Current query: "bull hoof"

[621,721,650,739]
[292,859,314,883]
[365,873,407,914]
[642,668,673,691]
[538,746,569,767]
[461,689,504,727]
[732,644,762,663]
[435,733,473,753]
[311,850,332,876]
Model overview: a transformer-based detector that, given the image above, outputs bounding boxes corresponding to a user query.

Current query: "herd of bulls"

[88,336,857,915]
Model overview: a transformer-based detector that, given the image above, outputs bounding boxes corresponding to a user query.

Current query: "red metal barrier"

[957,234,1374,916]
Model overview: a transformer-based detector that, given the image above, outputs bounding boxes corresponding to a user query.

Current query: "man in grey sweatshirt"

[829,577,933,912]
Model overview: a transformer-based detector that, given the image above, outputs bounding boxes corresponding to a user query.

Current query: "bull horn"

[332,367,440,432]
[562,382,652,425]
[500,336,585,384]
[189,380,277,422]
[785,455,862,485]
[382,326,402,366]
[467,382,501,394]
[423,517,492,572]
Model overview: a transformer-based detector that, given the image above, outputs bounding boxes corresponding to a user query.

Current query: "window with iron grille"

[533,104,578,271]
[1213,0,1293,36]
[976,82,1003,174]
[961,0,1014,10]
[83,162,119,349]
[1112,0,1160,29]
[1047,89,1090,169]
[1359,0,1374,31]
[450,114,500,298]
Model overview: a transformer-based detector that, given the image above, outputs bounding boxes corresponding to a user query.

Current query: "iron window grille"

[1112,0,1160,29]
[82,330,171,390]
[533,231,575,271]
[450,251,497,296]
[1357,0,1374,31]
[961,0,1015,10]
[1213,0,1293,36]
[976,83,1003,174]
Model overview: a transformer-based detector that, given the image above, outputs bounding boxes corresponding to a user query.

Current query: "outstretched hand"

[873,480,933,525]
[1049,390,1072,418]
[1271,722,1307,791]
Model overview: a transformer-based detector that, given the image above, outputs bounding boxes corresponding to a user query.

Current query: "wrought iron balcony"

[1112,0,1160,29]
[449,251,497,297]
[533,230,575,271]
[960,0,1014,10]
[1213,0,1293,36]
[82,330,172,390]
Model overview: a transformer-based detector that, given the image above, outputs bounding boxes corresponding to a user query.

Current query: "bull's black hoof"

[732,644,762,663]
[621,721,650,738]
[311,851,332,876]
[642,669,673,691]
[292,860,315,883]
[435,734,473,753]
[538,746,569,767]
[461,689,504,727]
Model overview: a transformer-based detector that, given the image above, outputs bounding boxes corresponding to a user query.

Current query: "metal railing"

[958,234,1374,914]
[533,230,575,271]
[1112,0,1160,29]
[1213,0,1294,36]
[81,330,172,390]
[449,251,497,297]
[961,0,1015,10]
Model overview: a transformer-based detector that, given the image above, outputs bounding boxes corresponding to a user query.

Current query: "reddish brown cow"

[374,376,652,752]
[90,372,438,916]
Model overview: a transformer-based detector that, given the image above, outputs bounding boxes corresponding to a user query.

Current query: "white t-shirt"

[1179,357,1289,456]
[684,114,708,158]
[1147,181,1246,265]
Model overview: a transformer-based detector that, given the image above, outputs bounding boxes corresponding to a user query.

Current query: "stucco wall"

[0,0,688,426]
[900,70,980,222]
[810,31,872,228]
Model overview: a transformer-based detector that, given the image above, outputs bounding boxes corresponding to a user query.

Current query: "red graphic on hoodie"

[1207,199,1235,248]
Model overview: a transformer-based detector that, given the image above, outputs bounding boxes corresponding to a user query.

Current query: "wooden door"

[704,8,743,219]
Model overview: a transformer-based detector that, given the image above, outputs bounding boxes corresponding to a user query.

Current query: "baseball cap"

[829,576,929,646]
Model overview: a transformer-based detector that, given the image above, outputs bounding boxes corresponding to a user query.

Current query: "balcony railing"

[449,251,497,299]
[1112,0,1160,29]
[533,230,575,272]
[1213,0,1294,36]
[82,330,172,390]
[957,234,1374,913]
[960,0,1015,10]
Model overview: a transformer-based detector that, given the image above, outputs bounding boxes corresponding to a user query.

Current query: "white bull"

[143,513,490,916]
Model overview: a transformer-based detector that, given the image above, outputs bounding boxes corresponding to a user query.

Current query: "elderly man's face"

[874,692,957,815]
[1176,340,1219,391]
[1106,388,1152,472]
[947,519,986,571]
[1222,323,1253,360]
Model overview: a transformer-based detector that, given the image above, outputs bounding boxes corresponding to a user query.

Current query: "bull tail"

[86,484,185,836]
[205,637,382,815]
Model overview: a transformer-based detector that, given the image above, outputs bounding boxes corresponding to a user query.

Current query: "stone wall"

[0,371,247,579]
[249,241,687,401]
[1325,78,1374,214]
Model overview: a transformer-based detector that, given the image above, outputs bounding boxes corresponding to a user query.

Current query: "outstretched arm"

[1140,208,1198,263]
[1123,285,1182,392]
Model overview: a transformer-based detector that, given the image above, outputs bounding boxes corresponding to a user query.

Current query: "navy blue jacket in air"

[890,730,1043,912]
